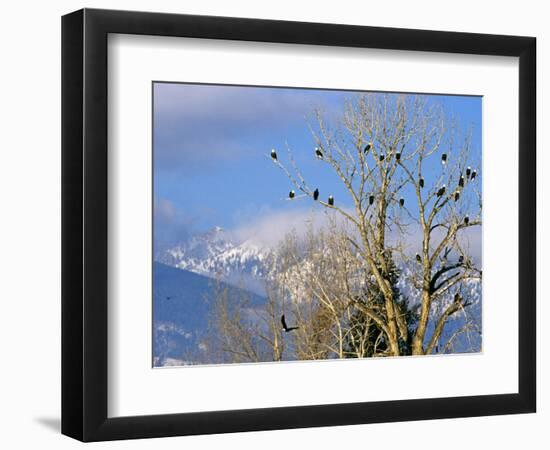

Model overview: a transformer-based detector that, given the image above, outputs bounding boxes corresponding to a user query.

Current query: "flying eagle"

[313,188,319,201]
[328,195,334,206]
[281,314,299,332]
[289,190,295,199]
[437,185,446,197]
[270,149,277,160]
[315,147,323,159]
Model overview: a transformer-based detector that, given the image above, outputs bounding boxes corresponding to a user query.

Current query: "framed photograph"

[62,8,536,442]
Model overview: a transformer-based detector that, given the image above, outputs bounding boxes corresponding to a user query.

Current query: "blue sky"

[153,82,481,249]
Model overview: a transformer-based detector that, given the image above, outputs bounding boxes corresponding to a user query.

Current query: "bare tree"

[207,272,288,364]
[270,93,482,357]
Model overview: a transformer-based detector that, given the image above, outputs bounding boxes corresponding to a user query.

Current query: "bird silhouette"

[470,170,477,180]
[289,190,295,199]
[313,188,319,201]
[270,149,277,160]
[281,314,299,332]
[399,198,405,207]
[315,147,323,159]
[419,177,425,188]
[437,185,446,197]
[364,143,372,153]
[328,195,334,206]
[466,166,471,177]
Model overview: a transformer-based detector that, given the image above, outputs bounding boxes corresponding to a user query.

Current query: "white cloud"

[228,205,482,264]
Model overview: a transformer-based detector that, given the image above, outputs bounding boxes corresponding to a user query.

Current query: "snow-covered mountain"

[156,227,270,294]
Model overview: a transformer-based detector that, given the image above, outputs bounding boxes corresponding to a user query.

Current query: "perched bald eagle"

[466,166,471,177]
[471,170,477,180]
[270,149,277,160]
[395,152,401,161]
[315,147,323,159]
[419,177,425,188]
[364,142,372,153]
[441,153,448,165]
[464,215,470,225]
[437,185,446,197]
[369,194,375,205]
[313,188,319,201]
[379,153,385,162]
[415,253,422,263]
[399,198,405,207]
[328,195,334,206]
[459,175,465,188]
[454,191,460,202]
[289,190,295,199]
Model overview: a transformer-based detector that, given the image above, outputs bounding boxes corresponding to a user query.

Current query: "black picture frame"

[61,8,536,442]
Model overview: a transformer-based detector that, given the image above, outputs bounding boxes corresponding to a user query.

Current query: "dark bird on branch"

[464,215,470,225]
[416,253,422,263]
[396,152,401,161]
[458,255,464,264]
[459,175,465,188]
[454,191,460,202]
[364,142,372,153]
[419,177,425,188]
[379,153,385,162]
[281,314,299,332]
[315,147,323,159]
[328,195,334,206]
[399,198,405,207]
[270,149,277,160]
[289,190,295,199]
[454,293,461,303]
[466,166,471,177]
[470,170,477,180]
[441,153,447,165]
[313,188,319,201]
[437,185,446,197]
[369,194,375,205]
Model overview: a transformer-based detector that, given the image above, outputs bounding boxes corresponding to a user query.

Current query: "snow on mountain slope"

[153,261,265,366]
[156,227,270,294]
[155,228,482,359]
